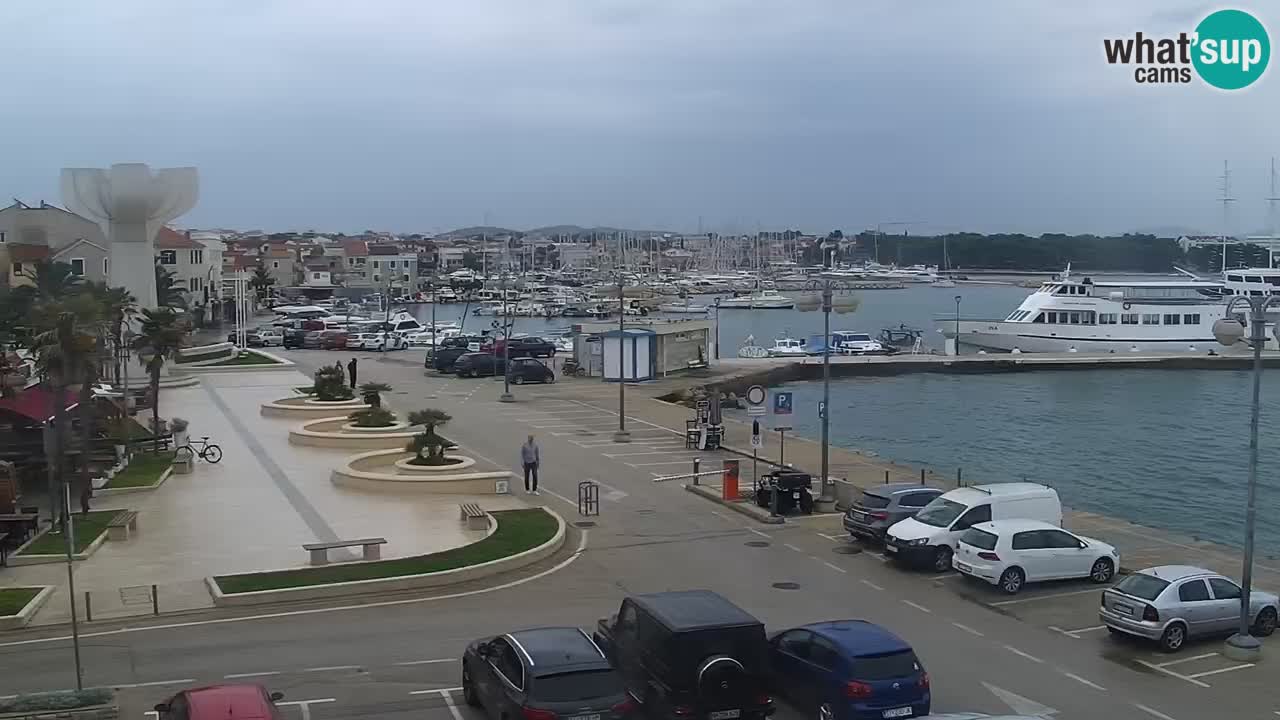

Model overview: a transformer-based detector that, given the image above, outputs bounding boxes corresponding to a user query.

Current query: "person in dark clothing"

[347,358,358,387]
[520,434,540,494]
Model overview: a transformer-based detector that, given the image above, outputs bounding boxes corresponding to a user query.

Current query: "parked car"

[431,335,488,371]
[769,620,929,720]
[486,336,557,358]
[593,590,774,720]
[366,332,409,352]
[282,328,307,349]
[461,627,632,720]
[953,520,1118,594]
[507,358,555,384]
[301,330,326,349]
[319,330,349,350]
[843,483,943,543]
[253,328,284,346]
[346,332,376,349]
[154,684,284,720]
[454,352,507,378]
[1100,565,1278,652]
[884,483,1062,572]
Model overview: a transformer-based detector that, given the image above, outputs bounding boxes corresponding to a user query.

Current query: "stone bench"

[303,537,387,565]
[459,502,487,531]
[106,510,138,541]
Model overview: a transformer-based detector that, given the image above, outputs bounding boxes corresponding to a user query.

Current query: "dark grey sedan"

[843,483,943,542]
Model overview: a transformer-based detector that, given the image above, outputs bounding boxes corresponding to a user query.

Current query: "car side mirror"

[269,692,285,702]
[1078,540,1088,549]
[153,705,170,714]
[478,643,493,658]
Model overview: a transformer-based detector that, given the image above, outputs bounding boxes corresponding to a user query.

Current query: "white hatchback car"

[954,519,1119,594]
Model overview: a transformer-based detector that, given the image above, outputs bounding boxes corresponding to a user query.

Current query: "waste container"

[754,470,813,514]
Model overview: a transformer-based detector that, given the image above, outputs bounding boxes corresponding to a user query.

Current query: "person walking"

[520,434,540,495]
[347,357,358,387]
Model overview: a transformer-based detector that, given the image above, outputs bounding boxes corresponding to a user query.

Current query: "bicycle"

[175,436,223,464]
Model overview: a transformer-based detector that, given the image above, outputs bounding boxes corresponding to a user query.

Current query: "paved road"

[1,350,1273,720]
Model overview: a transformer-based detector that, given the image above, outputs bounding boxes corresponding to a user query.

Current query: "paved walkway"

[0,369,526,625]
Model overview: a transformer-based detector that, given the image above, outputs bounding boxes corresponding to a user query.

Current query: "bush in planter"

[169,417,189,433]
[0,688,114,713]
[313,365,353,401]
[359,381,392,408]
[405,409,455,465]
[348,407,397,428]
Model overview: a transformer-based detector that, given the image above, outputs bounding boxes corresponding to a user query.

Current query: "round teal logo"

[1193,9,1270,90]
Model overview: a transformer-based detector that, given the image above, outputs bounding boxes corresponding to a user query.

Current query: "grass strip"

[105,451,174,488]
[0,587,42,616]
[206,350,283,366]
[214,508,556,593]
[16,511,118,556]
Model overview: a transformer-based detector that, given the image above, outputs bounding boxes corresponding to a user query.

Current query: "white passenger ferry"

[938,270,1233,353]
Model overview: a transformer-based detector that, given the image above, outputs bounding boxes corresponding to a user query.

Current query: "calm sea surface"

[413,284,1279,556]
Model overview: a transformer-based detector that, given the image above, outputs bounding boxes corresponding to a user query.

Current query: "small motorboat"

[768,336,809,357]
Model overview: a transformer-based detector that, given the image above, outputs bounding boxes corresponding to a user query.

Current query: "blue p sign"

[773,391,793,415]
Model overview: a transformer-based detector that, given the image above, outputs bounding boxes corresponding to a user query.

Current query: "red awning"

[0,386,79,424]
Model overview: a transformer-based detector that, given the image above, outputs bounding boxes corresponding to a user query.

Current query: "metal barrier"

[577,480,600,516]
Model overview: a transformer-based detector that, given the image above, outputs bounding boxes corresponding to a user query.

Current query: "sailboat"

[934,234,957,287]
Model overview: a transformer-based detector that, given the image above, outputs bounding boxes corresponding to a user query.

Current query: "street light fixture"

[1212,296,1280,661]
[614,239,630,443]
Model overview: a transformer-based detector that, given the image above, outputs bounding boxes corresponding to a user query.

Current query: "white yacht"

[767,336,809,357]
[718,289,795,309]
[938,271,1231,353]
[658,298,710,314]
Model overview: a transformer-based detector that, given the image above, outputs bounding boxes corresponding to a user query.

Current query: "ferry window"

[1163,314,1180,325]
[1251,290,1264,296]
[1121,314,1138,324]
[1246,276,1263,283]
[1056,286,1069,294]
[1228,274,1243,282]
[1141,314,1160,325]
[1032,313,1044,323]
[1184,314,1200,324]
[1267,277,1280,286]
[1099,313,1117,324]
[1069,312,1081,324]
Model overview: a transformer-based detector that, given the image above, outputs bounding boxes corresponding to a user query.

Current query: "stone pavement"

[0,368,527,625]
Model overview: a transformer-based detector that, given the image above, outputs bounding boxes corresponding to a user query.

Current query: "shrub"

[169,417,189,433]
[359,381,392,408]
[0,689,114,713]
[348,407,396,427]
[406,409,453,464]
[313,365,353,401]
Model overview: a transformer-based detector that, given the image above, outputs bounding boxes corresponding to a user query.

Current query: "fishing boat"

[718,289,795,309]
[767,336,809,357]
[878,325,925,348]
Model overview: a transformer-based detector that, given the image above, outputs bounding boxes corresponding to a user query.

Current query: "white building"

[156,227,222,320]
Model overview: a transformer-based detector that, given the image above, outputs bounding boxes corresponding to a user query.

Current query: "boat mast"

[1220,160,1236,271]
[1267,158,1280,268]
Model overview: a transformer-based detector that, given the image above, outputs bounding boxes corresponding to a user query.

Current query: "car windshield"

[859,492,891,510]
[1114,573,1172,601]
[959,527,998,551]
[913,498,967,528]
[850,651,921,681]
[530,670,623,702]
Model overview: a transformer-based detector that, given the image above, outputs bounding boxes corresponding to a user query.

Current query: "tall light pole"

[614,233,630,442]
[499,246,514,402]
[954,295,962,356]
[63,482,83,689]
[1212,296,1279,661]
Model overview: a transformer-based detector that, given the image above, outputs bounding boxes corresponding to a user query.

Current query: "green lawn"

[206,350,283,366]
[215,508,557,594]
[176,348,232,364]
[105,451,173,488]
[16,511,118,556]
[0,587,42,616]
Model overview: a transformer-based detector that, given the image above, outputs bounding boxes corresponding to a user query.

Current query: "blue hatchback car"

[768,620,930,720]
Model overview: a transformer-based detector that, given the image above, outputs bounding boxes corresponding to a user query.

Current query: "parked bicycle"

[175,436,223,464]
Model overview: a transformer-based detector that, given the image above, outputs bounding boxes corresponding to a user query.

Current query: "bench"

[106,510,138,541]
[0,532,9,567]
[303,537,387,565]
[459,502,488,531]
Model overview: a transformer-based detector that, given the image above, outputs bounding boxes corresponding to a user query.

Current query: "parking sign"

[772,391,793,415]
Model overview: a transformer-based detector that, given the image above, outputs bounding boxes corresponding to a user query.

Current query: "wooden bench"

[303,537,387,565]
[459,502,488,531]
[106,510,138,541]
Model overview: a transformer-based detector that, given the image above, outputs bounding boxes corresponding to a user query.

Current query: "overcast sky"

[2,1,1277,236]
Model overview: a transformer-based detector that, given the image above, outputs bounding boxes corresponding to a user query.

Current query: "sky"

[2,0,1278,236]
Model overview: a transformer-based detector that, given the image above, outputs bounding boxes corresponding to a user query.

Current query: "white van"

[883,482,1061,572]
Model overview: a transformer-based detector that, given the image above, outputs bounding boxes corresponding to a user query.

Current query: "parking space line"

[951,622,984,637]
[1133,660,1210,688]
[225,671,281,678]
[605,451,700,457]
[818,533,844,541]
[1185,663,1254,679]
[439,689,465,720]
[1155,652,1218,667]
[822,561,847,574]
[110,678,197,688]
[627,460,705,467]
[409,686,465,696]
[990,587,1110,606]
[1134,703,1179,720]
[395,658,456,666]
[277,699,336,720]
[302,665,360,673]
[747,528,771,538]
[784,543,802,552]
[902,600,932,613]
[927,573,955,581]
[1002,646,1043,664]
[1053,624,1106,638]
[861,579,884,590]
[1061,672,1105,691]
[867,551,888,563]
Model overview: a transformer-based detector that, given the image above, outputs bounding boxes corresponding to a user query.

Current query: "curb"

[205,507,565,607]
[96,467,172,497]
[0,586,55,630]
[684,483,785,524]
[8,527,111,566]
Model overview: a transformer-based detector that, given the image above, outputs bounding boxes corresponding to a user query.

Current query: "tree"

[17,260,84,300]
[95,285,137,386]
[405,409,452,465]
[31,309,97,525]
[461,251,483,271]
[358,381,392,407]
[250,263,276,301]
[154,264,188,309]
[131,308,186,453]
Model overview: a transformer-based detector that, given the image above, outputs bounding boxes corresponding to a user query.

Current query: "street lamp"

[614,242,630,443]
[1212,296,1280,661]
[954,295,962,356]
[713,297,721,361]
[795,270,858,508]
[499,259,514,403]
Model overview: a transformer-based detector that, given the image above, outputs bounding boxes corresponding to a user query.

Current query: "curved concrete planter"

[333,449,511,493]
[395,455,475,472]
[342,421,411,433]
[96,467,173,497]
[176,341,235,364]
[174,349,295,373]
[8,527,110,566]
[288,416,421,449]
[0,586,55,630]
[205,509,566,607]
[261,396,370,418]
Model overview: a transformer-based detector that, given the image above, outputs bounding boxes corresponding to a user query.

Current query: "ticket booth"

[600,328,656,382]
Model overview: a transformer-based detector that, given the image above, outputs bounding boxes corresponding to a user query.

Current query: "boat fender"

[1122,302,1132,310]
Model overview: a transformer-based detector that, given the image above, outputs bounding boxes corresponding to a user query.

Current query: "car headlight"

[909,538,929,547]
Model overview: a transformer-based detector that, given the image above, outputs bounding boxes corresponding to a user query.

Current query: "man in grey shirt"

[521,434,540,494]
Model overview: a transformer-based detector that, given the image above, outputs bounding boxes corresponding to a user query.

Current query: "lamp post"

[614,237,630,442]
[954,295,962,356]
[1212,296,1280,661]
[500,256,514,402]
[713,297,721,360]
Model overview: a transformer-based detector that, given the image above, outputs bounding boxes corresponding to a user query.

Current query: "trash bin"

[173,456,193,475]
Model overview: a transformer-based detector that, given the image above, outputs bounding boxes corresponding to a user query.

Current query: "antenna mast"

[1220,160,1236,271]
[1267,158,1280,268]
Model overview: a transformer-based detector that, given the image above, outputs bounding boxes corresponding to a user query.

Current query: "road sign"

[751,420,762,448]
[745,385,767,406]
[696,399,709,411]
[772,391,793,415]
[818,401,826,419]
[773,426,793,432]
[747,405,766,417]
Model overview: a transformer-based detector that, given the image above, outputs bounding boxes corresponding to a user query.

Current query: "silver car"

[1100,564,1279,652]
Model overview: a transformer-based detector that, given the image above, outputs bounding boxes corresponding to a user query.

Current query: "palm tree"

[250,263,276,301]
[95,285,138,386]
[154,265,188,309]
[31,309,97,524]
[406,409,452,464]
[18,260,84,300]
[131,308,186,453]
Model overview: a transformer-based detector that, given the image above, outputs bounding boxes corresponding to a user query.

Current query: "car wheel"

[545,374,555,384]
[1159,622,1188,653]
[1107,626,1125,638]
[1090,558,1115,584]
[513,375,525,385]
[817,702,834,720]
[462,662,481,707]
[999,567,1025,595]
[932,545,953,573]
[1252,607,1278,637]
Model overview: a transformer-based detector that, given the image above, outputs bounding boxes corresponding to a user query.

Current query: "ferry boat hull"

[941,319,1234,353]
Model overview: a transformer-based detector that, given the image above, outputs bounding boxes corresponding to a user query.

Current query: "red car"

[319,330,349,349]
[155,684,285,720]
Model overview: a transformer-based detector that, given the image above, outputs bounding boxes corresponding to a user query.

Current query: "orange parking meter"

[722,459,740,500]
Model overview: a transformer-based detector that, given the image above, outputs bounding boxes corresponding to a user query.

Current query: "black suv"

[454,352,506,378]
[461,627,631,720]
[281,328,307,349]
[594,590,774,720]
[429,335,486,372]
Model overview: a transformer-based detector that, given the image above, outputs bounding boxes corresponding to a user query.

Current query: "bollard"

[151,584,159,616]
[957,467,963,487]
[84,591,92,622]
[884,470,889,484]
[693,457,701,486]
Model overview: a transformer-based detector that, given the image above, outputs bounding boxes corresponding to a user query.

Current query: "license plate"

[1114,603,1132,616]
[885,543,898,553]
[955,562,971,573]
[709,711,741,720]
[568,714,600,720]
[792,492,800,499]
[882,709,912,719]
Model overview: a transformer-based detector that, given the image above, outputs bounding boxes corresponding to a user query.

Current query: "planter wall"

[288,416,421,449]
[332,449,512,493]
[261,397,370,418]
[0,586,55,630]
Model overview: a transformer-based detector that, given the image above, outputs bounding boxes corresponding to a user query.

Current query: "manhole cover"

[832,545,862,555]
[771,582,801,590]
[745,540,770,548]
[574,521,597,528]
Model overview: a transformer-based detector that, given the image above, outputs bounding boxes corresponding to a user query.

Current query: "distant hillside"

[436,225,520,238]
